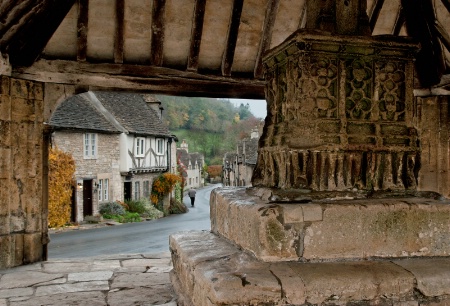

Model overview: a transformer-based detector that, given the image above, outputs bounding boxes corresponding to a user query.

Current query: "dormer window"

[135,137,145,157]
[156,138,164,155]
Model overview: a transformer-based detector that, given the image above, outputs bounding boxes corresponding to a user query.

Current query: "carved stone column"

[253,31,419,193]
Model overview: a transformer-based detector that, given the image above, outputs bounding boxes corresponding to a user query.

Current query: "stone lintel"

[210,187,450,262]
[170,231,450,306]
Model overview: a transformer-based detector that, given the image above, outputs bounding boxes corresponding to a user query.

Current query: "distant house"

[49,91,176,221]
[223,128,260,187]
[177,140,204,189]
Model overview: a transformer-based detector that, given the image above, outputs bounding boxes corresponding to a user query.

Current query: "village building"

[177,140,204,189]
[49,91,176,221]
[223,128,259,187]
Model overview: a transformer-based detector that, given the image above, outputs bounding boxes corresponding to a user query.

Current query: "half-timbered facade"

[50,91,174,221]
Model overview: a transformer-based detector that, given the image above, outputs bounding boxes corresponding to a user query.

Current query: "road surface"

[48,184,220,259]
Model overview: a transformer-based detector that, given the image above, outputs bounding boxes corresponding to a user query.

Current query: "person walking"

[188,188,196,207]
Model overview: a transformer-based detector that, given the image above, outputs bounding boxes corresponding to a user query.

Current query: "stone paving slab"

[170,230,450,306]
[0,252,177,306]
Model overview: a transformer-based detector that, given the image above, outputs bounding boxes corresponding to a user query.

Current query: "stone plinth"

[211,187,450,262]
[170,231,450,306]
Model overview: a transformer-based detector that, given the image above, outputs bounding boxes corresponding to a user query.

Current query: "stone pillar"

[0,76,47,269]
[253,32,419,193]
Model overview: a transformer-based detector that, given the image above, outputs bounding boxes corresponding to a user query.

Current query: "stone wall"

[0,76,46,268]
[53,131,122,221]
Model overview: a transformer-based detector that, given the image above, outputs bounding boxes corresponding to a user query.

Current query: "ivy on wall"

[150,173,182,206]
[48,147,76,228]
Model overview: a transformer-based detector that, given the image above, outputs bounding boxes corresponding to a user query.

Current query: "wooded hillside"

[157,96,263,165]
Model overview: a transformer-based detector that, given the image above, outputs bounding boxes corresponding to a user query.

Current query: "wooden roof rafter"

[77,0,88,62]
[221,0,244,77]
[114,0,125,64]
[187,0,207,72]
[369,0,385,32]
[254,0,281,79]
[150,0,166,66]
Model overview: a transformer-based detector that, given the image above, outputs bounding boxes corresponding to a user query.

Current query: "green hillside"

[157,96,263,165]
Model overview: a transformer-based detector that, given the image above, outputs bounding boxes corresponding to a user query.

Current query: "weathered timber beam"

[434,19,450,54]
[77,0,89,62]
[0,0,34,37]
[187,0,207,72]
[441,0,450,13]
[392,6,404,36]
[150,0,166,66]
[6,0,76,66]
[12,59,265,99]
[298,2,307,29]
[114,0,125,64]
[369,0,385,32]
[254,0,280,79]
[0,1,16,22]
[221,0,244,77]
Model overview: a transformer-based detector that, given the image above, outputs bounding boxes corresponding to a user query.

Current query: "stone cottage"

[177,140,204,189]
[223,128,260,187]
[49,91,176,221]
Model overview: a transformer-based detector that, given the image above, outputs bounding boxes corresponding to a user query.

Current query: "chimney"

[180,139,188,153]
[250,127,259,139]
[143,94,163,119]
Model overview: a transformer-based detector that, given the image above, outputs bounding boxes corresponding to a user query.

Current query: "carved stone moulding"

[253,30,420,192]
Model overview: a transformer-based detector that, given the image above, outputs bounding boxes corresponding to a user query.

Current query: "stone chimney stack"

[180,139,188,153]
[250,127,259,139]
[143,94,163,119]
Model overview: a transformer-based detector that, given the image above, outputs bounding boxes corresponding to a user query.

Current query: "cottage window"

[98,179,109,202]
[84,133,97,159]
[156,138,164,155]
[143,180,150,198]
[135,137,145,157]
[134,181,140,200]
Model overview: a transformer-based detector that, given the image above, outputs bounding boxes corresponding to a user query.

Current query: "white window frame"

[135,137,145,157]
[98,179,109,202]
[156,138,164,155]
[134,181,140,200]
[84,133,97,159]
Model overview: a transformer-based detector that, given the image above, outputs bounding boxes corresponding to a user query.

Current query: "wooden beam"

[369,0,385,32]
[114,0,125,64]
[392,7,404,36]
[441,0,450,13]
[221,0,244,77]
[12,59,266,99]
[0,0,35,37]
[435,19,450,54]
[77,0,89,62]
[298,2,307,29]
[150,0,166,66]
[254,0,280,79]
[5,0,76,66]
[187,0,207,72]
[0,1,16,22]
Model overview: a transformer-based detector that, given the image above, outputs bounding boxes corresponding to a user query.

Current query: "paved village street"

[48,184,219,259]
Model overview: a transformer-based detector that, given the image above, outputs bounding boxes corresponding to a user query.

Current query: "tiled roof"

[49,91,171,137]
[49,94,119,133]
[94,92,170,136]
[177,149,204,169]
[244,138,259,165]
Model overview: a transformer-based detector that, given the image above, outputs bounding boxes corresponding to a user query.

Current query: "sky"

[230,99,267,119]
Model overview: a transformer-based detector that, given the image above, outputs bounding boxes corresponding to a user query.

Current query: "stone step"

[169,230,450,306]
[210,187,450,262]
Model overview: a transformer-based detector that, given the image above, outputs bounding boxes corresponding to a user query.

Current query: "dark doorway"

[124,181,132,201]
[70,185,76,222]
[83,180,93,217]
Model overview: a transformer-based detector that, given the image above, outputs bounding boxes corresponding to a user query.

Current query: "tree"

[48,147,76,228]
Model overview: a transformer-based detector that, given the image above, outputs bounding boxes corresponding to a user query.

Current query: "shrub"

[125,199,147,214]
[139,198,164,219]
[48,147,75,228]
[122,212,141,223]
[151,173,182,205]
[99,202,126,216]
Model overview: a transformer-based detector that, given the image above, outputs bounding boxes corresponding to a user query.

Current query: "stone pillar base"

[170,231,450,306]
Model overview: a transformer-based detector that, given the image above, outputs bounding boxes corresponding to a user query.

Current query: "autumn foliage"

[207,165,222,179]
[48,147,76,228]
[150,173,182,205]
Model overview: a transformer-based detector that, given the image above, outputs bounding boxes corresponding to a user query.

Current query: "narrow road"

[48,184,220,259]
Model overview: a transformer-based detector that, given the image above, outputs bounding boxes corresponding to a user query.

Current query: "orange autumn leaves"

[48,147,75,228]
[151,173,182,205]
